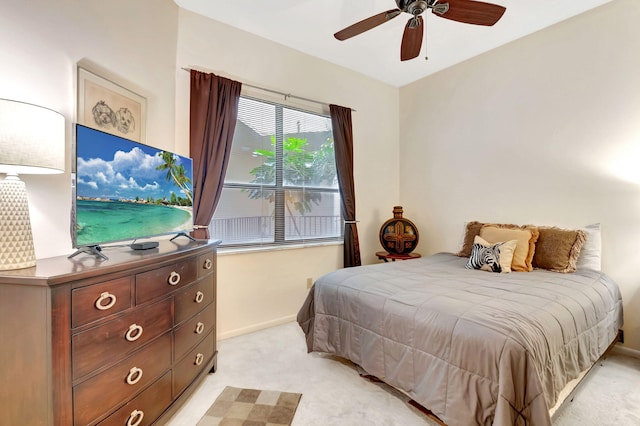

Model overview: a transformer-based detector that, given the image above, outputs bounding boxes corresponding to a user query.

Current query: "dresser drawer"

[174,275,214,326]
[197,251,215,278]
[136,259,197,305]
[174,303,215,360]
[97,371,172,426]
[73,333,172,426]
[173,330,215,397]
[72,276,134,328]
[72,298,173,381]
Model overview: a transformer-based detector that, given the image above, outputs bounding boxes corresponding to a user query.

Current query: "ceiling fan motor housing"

[396,0,429,15]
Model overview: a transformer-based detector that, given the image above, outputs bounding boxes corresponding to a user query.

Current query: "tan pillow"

[479,225,539,272]
[532,227,586,273]
[467,236,518,273]
[456,221,484,257]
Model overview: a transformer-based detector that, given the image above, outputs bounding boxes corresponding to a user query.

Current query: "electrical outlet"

[306,278,313,289]
[618,329,624,343]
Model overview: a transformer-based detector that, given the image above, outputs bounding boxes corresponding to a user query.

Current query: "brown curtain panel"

[330,104,361,267]
[189,70,242,239]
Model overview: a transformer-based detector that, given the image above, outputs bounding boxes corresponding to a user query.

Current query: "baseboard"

[218,315,297,340]
[611,343,640,359]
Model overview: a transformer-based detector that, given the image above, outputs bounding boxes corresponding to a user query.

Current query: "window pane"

[282,108,337,189]
[211,95,343,247]
[210,187,275,245]
[226,98,276,185]
[284,190,342,240]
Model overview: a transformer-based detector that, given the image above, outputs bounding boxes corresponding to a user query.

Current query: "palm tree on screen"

[157,151,193,205]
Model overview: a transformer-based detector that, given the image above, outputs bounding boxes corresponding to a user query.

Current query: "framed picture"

[77,66,146,143]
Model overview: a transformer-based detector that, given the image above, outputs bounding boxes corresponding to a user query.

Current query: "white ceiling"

[174,0,612,87]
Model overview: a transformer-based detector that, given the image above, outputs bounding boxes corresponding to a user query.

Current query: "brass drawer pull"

[203,258,213,270]
[168,271,181,286]
[195,353,204,366]
[125,324,144,342]
[195,322,205,334]
[95,292,117,311]
[195,291,204,304]
[127,409,144,426]
[126,367,143,385]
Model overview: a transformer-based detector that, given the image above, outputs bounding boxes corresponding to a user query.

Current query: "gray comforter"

[297,253,623,426]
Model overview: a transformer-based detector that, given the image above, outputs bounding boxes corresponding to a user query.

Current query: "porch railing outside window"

[209,215,342,245]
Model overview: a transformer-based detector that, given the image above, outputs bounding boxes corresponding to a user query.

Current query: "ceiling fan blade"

[334,9,401,41]
[433,0,506,26]
[400,16,424,61]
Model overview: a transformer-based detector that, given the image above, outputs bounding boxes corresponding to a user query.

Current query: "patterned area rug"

[197,386,302,426]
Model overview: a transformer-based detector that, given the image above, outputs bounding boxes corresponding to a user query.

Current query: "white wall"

[0,0,180,258]
[400,0,640,350]
[175,9,400,338]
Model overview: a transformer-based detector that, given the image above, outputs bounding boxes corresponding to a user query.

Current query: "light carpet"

[169,322,640,426]
[197,386,301,426]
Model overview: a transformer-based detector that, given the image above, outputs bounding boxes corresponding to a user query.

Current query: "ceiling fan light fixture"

[396,0,412,11]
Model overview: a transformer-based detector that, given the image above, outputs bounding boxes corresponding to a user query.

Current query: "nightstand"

[376,251,421,262]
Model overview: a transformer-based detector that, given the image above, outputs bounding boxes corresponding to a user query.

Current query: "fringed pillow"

[457,221,484,258]
[479,224,539,272]
[532,226,586,273]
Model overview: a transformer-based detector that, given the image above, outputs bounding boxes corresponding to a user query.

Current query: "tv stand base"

[170,232,196,242]
[68,245,108,261]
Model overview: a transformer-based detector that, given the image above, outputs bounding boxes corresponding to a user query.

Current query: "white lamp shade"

[0,98,65,175]
[0,99,65,269]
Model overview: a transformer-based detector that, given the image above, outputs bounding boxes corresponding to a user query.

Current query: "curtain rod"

[181,67,355,112]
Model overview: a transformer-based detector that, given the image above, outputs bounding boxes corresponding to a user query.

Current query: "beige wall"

[174,9,400,338]
[399,0,640,350]
[7,0,631,350]
[0,0,180,258]
[0,1,400,339]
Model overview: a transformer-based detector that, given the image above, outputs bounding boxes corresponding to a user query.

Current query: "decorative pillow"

[466,236,518,273]
[479,224,539,272]
[456,221,484,257]
[532,227,586,273]
[576,223,601,271]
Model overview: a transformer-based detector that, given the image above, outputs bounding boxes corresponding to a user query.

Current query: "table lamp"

[0,98,65,270]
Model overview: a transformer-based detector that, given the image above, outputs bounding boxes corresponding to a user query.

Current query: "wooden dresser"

[0,239,220,425]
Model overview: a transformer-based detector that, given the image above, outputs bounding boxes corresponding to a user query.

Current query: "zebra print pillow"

[466,236,518,273]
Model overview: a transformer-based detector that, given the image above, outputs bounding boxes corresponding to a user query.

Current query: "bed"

[297,251,623,425]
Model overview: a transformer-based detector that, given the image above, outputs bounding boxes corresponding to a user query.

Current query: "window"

[210,96,342,247]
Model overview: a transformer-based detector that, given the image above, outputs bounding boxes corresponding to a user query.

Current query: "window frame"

[214,94,343,249]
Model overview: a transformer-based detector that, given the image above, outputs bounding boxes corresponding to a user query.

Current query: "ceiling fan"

[334,0,506,61]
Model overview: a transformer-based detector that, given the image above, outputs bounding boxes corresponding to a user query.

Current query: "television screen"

[72,124,194,248]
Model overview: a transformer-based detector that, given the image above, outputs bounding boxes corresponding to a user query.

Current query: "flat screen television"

[71,124,194,257]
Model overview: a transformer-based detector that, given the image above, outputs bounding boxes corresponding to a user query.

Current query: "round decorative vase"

[379,206,419,255]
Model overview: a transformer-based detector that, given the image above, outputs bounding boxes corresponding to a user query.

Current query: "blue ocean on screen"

[74,124,194,247]
[76,200,192,246]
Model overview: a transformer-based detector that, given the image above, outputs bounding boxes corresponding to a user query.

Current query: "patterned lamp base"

[0,175,36,270]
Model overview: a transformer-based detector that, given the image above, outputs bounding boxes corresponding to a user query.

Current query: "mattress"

[297,253,623,426]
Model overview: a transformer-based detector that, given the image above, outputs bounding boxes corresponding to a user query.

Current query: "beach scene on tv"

[75,125,193,247]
